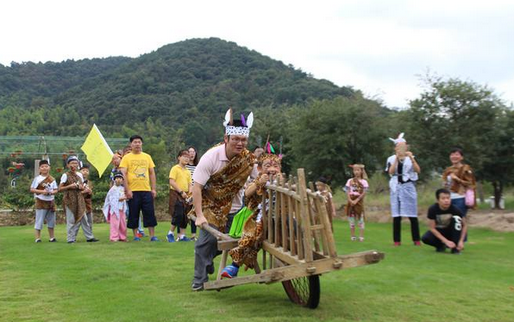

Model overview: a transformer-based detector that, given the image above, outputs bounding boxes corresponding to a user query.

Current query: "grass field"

[1,220,513,322]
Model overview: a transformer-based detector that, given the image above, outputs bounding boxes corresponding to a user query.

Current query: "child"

[80,164,95,238]
[166,149,192,242]
[315,176,337,231]
[30,160,58,242]
[109,151,123,188]
[222,144,282,278]
[103,172,128,241]
[345,164,369,241]
[58,156,98,243]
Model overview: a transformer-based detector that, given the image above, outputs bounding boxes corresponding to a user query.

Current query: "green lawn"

[1,220,513,322]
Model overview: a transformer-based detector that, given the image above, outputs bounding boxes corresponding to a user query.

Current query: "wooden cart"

[192,169,384,309]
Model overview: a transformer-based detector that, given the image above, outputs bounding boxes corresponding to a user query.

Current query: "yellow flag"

[81,124,113,177]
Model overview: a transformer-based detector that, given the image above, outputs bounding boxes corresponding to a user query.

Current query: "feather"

[246,112,254,128]
[223,109,231,127]
[241,114,246,126]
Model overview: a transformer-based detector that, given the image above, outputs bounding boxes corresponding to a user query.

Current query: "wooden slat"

[267,188,273,246]
[311,197,329,256]
[203,250,385,290]
[268,185,302,201]
[296,200,304,260]
[297,169,313,262]
[262,241,304,266]
[280,176,288,251]
[216,250,229,280]
[310,224,325,230]
[287,177,296,256]
[315,191,338,258]
[217,239,239,251]
[306,194,321,253]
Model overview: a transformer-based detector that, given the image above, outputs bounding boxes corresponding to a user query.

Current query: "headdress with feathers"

[223,108,253,137]
[258,135,282,165]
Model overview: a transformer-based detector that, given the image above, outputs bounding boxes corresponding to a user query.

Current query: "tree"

[406,76,513,208]
[288,97,390,186]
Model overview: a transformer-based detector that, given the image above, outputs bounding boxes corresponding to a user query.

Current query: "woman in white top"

[385,133,421,247]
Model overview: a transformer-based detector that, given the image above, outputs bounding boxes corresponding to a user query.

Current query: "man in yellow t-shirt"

[166,149,192,242]
[119,135,159,241]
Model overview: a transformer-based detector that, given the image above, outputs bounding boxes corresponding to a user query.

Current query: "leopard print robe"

[229,173,267,269]
[201,148,255,231]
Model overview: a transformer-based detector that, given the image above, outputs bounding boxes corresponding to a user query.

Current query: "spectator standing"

[30,160,58,242]
[385,133,421,246]
[119,135,159,242]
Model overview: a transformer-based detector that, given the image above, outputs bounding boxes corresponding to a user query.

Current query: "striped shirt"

[185,164,196,183]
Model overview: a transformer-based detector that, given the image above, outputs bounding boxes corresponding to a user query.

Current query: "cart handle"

[188,213,236,242]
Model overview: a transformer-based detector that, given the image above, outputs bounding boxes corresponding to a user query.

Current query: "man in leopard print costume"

[191,109,258,291]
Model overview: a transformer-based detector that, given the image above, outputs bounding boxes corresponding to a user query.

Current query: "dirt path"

[336,207,514,233]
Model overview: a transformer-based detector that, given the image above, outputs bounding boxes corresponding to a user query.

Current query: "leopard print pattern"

[229,173,268,268]
[229,212,264,268]
[201,146,255,230]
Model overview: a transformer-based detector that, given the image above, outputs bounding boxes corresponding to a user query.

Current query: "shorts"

[127,191,157,229]
[35,209,56,230]
[171,199,187,229]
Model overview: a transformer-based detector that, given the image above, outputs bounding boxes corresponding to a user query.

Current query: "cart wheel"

[282,275,320,309]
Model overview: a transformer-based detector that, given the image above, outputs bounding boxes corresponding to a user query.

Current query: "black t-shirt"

[427,204,464,229]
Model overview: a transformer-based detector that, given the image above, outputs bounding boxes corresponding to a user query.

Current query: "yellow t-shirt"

[119,152,155,191]
[169,165,191,192]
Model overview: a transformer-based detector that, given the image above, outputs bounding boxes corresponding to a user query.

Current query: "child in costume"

[30,160,58,243]
[80,164,96,239]
[103,172,128,242]
[315,177,337,231]
[221,142,282,279]
[166,149,192,242]
[59,156,98,243]
[344,164,369,241]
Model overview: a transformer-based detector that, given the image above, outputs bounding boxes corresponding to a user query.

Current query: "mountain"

[0,37,356,149]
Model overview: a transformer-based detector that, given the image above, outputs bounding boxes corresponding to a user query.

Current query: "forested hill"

[0,37,356,150]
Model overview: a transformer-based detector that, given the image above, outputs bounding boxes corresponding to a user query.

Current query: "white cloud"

[1,0,513,107]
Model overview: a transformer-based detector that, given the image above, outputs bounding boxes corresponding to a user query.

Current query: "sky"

[1,0,513,108]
